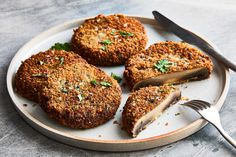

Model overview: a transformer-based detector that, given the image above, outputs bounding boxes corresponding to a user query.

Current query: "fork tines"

[182,100,211,110]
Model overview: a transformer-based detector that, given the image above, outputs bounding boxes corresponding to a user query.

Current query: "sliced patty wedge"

[41,61,122,129]
[71,14,148,66]
[122,85,181,137]
[124,41,213,90]
[15,50,85,103]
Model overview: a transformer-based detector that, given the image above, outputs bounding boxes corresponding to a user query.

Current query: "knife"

[152,10,236,72]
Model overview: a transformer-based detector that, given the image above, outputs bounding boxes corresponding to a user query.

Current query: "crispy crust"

[40,61,122,129]
[122,85,180,136]
[14,50,86,103]
[124,41,213,89]
[71,14,148,66]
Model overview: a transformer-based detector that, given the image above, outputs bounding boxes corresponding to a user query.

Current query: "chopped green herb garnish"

[77,94,83,101]
[119,31,134,37]
[154,59,173,72]
[101,39,112,45]
[59,57,64,65]
[50,42,71,51]
[158,89,164,92]
[111,73,122,83]
[32,73,48,77]
[100,45,107,51]
[159,88,172,93]
[60,87,68,93]
[74,85,80,90]
[91,80,98,85]
[39,61,44,65]
[100,81,112,87]
[91,80,112,87]
[175,113,181,116]
[111,29,116,35]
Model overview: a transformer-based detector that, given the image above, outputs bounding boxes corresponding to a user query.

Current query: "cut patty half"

[71,14,148,66]
[122,85,181,137]
[124,41,213,90]
[40,61,122,129]
[14,50,85,103]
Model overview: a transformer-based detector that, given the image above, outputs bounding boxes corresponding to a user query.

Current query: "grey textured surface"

[1,0,236,156]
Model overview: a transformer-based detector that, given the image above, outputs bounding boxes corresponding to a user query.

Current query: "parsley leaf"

[154,59,173,72]
[111,29,116,35]
[100,81,112,87]
[31,73,48,77]
[91,80,112,87]
[74,85,80,90]
[91,80,98,85]
[50,42,71,51]
[59,57,64,65]
[111,72,122,83]
[100,45,107,51]
[119,31,134,37]
[60,87,68,93]
[101,39,112,45]
[175,113,181,116]
[77,94,83,101]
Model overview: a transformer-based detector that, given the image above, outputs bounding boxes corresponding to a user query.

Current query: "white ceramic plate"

[7,16,230,151]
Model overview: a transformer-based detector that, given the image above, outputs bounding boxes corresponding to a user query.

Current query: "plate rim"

[6,15,230,150]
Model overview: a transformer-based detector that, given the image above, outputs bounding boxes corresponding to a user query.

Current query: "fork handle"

[212,123,236,148]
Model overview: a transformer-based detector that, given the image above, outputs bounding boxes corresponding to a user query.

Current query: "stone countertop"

[1,0,236,156]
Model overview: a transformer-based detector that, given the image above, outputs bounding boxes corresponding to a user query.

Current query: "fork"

[182,100,236,148]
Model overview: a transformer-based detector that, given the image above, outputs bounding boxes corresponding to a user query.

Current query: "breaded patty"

[71,14,148,66]
[124,41,213,90]
[40,61,122,129]
[14,50,85,103]
[122,85,181,137]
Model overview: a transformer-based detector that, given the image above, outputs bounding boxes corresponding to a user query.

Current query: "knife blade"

[152,10,236,72]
